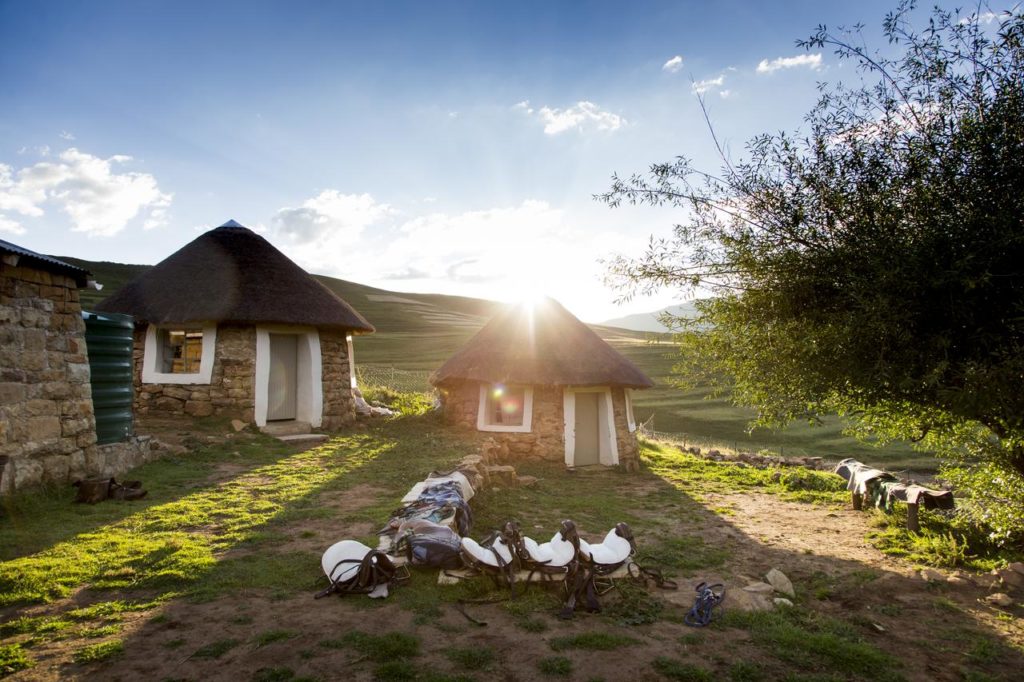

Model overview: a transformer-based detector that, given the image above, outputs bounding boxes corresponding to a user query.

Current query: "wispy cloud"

[0,148,172,236]
[756,53,822,74]
[59,130,75,140]
[691,75,725,95]
[662,55,683,73]
[516,100,626,135]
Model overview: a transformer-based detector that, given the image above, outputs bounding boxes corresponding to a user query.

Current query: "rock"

[766,568,796,598]
[729,588,773,612]
[743,582,776,595]
[920,568,945,582]
[1008,562,1024,576]
[947,571,973,587]
[985,593,1014,608]
[707,449,721,458]
[231,419,246,432]
[516,475,538,487]
[773,597,794,608]
[996,568,1024,589]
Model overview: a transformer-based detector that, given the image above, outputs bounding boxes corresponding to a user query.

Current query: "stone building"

[94,220,374,430]
[0,240,99,494]
[430,298,654,470]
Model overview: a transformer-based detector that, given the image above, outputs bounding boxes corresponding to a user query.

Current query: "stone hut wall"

[0,263,98,493]
[133,324,256,421]
[439,380,641,468]
[320,329,355,430]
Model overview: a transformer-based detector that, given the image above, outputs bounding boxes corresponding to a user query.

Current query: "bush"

[361,385,435,416]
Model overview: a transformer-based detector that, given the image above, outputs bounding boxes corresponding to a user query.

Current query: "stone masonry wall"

[320,329,355,430]
[439,380,641,469]
[134,324,256,422]
[0,264,98,494]
[440,381,565,462]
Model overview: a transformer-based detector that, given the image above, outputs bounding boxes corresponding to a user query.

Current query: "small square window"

[159,328,204,374]
[484,384,525,426]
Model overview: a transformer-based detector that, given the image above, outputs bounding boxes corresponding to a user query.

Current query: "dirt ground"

[4,420,1023,681]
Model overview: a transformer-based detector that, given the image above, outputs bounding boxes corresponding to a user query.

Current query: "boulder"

[743,582,776,595]
[985,593,1014,608]
[766,568,796,598]
[773,597,794,608]
[920,568,945,583]
[231,419,247,432]
[729,588,773,612]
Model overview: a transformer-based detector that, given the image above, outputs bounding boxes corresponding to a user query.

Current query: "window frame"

[141,324,217,385]
[476,383,534,433]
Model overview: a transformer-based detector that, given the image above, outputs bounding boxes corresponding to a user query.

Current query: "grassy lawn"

[2,414,1019,680]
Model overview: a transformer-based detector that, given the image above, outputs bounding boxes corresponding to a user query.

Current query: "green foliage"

[548,631,639,651]
[0,643,33,676]
[73,639,124,664]
[253,630,296,647]
[537,656,573,676]
[340,631,420,662]
[867,508,1014,571]
[600,3,1024,546]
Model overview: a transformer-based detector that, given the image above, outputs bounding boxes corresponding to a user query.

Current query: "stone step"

[275,433,329,445]
[261,420,312,436]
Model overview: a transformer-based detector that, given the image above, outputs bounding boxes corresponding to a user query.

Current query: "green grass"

[192,638,240,660]
[253,630,297,648]
[537,656,573,676]
[651,657,713,681]
[340,631,420,662]
[444,646,495,670]
[0,643,34,676]
[72,639,124,664]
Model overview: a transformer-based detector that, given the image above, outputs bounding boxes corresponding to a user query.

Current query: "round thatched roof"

[95,221,374,332]
[430,298,654,389]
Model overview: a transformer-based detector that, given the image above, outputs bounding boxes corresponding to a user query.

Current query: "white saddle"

[579,527,633,566]
[461,535,514,568]
[321,539,373,584]
[521,532,576,568]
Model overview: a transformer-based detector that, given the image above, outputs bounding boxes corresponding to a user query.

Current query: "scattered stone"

[729,588,774,612]
[1008,562,1024,576]
[707,449,721,458]
[773,597,794,608]
[483,464,518,487]
[947,571,973,587]
[870,622,887,633]
[231,419,246,432]
[920,568,945,582]
[995,567,1024,590]
[766,568,796,598]
[743,582,776,595]
[985,593,1014,608]
[516,475,538,487]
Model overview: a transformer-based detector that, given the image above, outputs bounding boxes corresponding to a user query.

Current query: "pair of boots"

[73,477,148,504]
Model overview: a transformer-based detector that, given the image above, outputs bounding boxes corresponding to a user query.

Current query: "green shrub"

[0,643,34,675]
[73,640,124,664]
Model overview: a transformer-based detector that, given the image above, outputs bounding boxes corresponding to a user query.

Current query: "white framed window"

[477,383,533,433]
[625,389,637,433]
[142,324,217,385]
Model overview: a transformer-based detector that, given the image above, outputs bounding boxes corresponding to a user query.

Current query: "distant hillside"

[600,302,699,333]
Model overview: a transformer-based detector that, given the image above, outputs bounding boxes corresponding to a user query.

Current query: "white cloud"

[0,214,26,235]
[719,89,732,99]
[519,101,626,135]
[273,190,393,272]
[691,75,725,95]
[59,131,75,140]
[0,148,172,237]
[756,53,822,74]
[662,55,683,73]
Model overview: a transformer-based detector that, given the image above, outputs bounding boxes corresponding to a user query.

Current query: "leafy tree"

[599,2,1024,544]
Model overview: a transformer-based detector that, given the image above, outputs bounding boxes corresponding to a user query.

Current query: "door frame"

[562,386,619,467]
[254,326,323,427]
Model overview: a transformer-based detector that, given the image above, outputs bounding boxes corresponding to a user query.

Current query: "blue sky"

[0,0,975,320]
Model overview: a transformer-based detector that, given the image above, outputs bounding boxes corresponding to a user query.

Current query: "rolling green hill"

[62,256,928,470]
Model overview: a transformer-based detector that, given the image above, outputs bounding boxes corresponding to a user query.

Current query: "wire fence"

[356,365,434,394]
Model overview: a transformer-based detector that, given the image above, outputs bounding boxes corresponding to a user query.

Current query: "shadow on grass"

[5,418,1023,682]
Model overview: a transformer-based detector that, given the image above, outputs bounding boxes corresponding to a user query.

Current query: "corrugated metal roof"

[0,238,91,286]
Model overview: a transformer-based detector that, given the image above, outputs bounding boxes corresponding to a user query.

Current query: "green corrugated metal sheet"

[82,311,134,445]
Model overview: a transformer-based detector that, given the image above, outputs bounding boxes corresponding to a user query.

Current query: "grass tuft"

[73,640,124,664]
[537,655,573,676]
[651,657,713,681]
[549,631,638,651]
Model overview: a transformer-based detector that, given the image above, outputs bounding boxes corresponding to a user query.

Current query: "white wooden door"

[268,334,298,421]
[574,392,601,465]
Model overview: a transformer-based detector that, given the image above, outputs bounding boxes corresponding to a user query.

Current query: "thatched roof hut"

[431,298,653,470]
[96,220,373,332]
[95,220,371,431]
